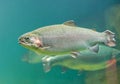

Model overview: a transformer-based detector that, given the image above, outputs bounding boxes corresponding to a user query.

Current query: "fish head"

[18,33,43,51]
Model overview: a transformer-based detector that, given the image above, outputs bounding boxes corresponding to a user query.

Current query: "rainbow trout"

[42,45,120,72]
[18,20,116,57]
[22,45,120,72]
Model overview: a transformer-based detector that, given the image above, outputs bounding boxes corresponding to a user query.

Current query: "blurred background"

[0,0,120,84]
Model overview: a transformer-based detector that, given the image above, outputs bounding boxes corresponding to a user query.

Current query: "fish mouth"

[18,34,43,50]
[18,40,25,44]
[18,40,35,49]
[18,37,26,44]
[18,37,30,46]
[18,37,42,48]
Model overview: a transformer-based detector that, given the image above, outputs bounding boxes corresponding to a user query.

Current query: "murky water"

[0,0,120,84]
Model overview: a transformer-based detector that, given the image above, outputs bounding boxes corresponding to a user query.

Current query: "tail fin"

[104,30,116,47]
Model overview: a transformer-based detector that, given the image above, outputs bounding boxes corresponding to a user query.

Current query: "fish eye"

[25,37,31,42]
[25,37,29,40]
[25,37,35,44]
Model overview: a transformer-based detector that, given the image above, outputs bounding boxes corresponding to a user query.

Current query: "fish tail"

[104,30,116,47]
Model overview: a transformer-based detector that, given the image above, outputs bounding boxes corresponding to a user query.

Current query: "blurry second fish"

[42,45,120,72]
[22,51,44,64]
[22,45,120,72]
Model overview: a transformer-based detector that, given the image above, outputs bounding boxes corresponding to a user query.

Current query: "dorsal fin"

[63,20,77,27]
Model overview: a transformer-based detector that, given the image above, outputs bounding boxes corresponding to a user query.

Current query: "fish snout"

[18,35,43,48]
[18,36,26,44]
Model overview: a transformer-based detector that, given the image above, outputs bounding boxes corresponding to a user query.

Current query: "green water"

[0,0,120,84]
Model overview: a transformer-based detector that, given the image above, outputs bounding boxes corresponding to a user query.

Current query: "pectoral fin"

[42,56,52,72]
[89,44,99,53]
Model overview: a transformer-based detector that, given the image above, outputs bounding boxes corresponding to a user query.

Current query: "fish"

[18,20,116,58]
[41,45,120,72]
[22,51,44,64]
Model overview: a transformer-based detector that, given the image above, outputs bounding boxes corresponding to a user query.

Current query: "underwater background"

[0,0,120,84]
